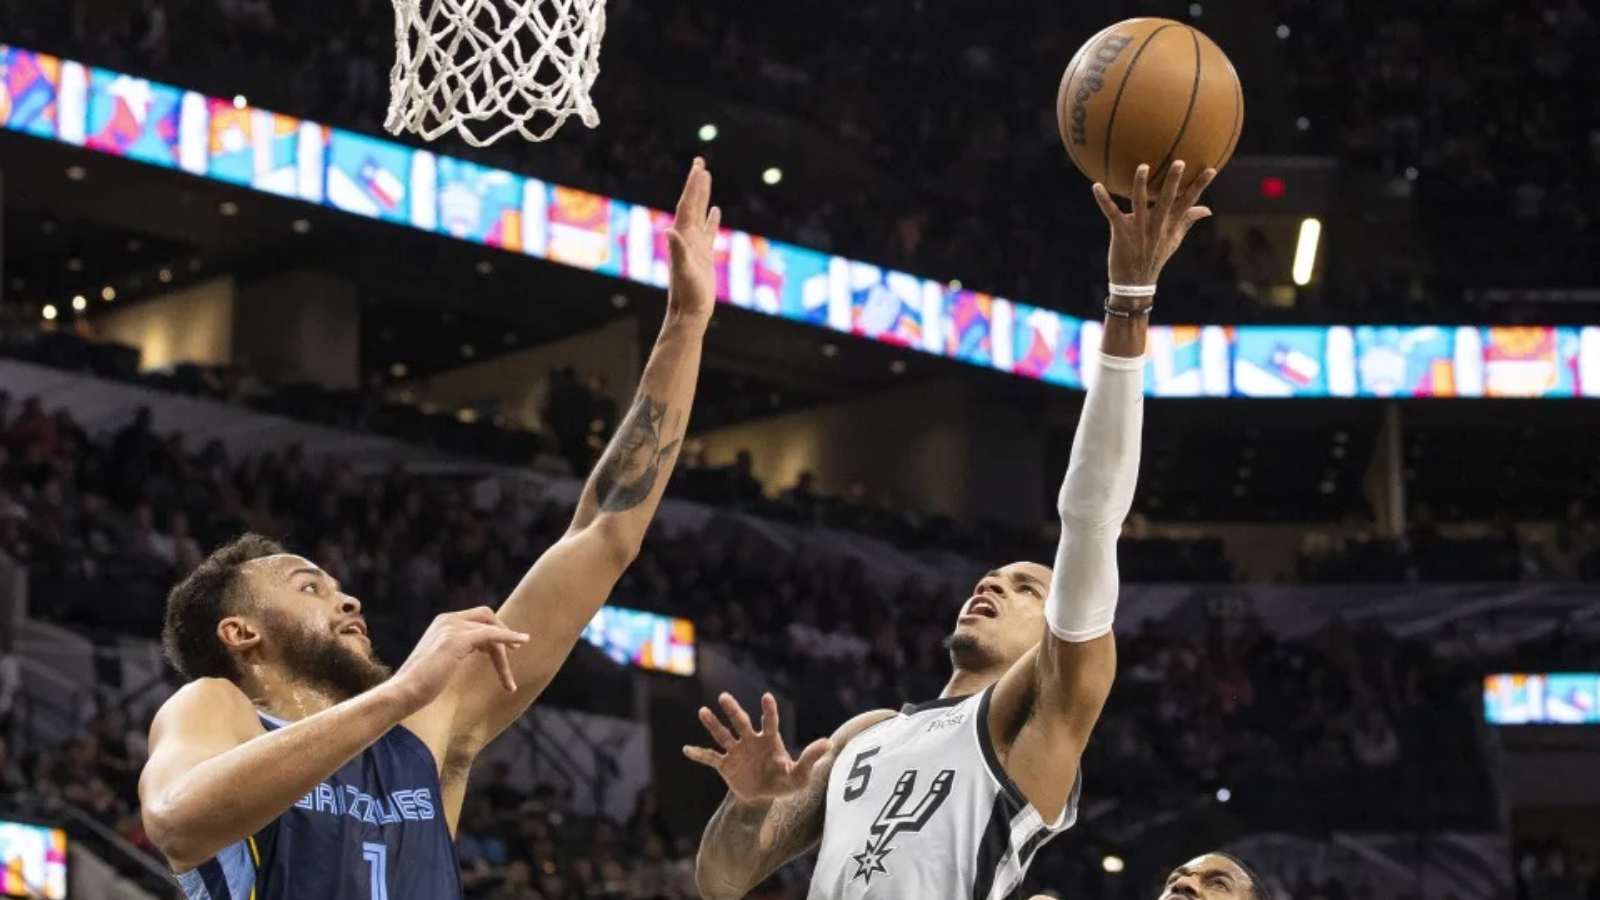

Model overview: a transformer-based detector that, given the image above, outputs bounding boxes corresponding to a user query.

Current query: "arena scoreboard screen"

[1484,673,1600,725]
[0,820,68,899]
[5,43,1600,399]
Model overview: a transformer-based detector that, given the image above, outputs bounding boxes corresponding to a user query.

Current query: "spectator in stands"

[1349,703,1401,768]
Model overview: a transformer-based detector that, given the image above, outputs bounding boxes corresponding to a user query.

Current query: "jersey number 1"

[362,842,389,900]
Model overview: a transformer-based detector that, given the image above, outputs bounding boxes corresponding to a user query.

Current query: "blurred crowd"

[1275,0,1600,292]
[6,0,1595,326]
[7,386,1576,897]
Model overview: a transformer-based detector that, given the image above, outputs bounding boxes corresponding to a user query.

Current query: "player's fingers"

[464,621,531,646]
[759,692,780,736]
[675,157,709,222]
[706,204,722,234]
[792,738,832,780]
[1159,160,1185,219]
[1184,206,1214,224]
[1180,167,1219,212]
[698,706,737,749]
[719,692,757,738]
[681,745,724,768]
[1091,183,1121,224]
[489,643,516,693]
[1132,163,1151,217]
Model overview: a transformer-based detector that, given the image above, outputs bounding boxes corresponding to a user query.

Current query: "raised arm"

[440,159,721,755]
[685,693,895,900]
[992,161,1216,823]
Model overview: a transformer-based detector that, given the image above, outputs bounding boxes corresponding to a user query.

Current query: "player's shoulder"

[151,678,261,740]
[830,707,899,747]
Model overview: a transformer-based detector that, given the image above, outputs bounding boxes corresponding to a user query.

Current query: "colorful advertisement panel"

[5,41,1598,401]
[84,69,183,168]
[581,605,695,676]
[1485,673,1600,725]
[0,46,64,139]
[0,820,67,899]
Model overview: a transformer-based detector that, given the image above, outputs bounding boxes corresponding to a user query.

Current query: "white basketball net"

[386,0,605,146]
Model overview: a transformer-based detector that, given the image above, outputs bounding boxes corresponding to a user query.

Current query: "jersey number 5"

[362,842,389,900]
[844,747,880,801]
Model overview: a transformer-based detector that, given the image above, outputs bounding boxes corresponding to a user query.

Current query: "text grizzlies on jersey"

[1069,34,1134,145]
[293,783,437,824]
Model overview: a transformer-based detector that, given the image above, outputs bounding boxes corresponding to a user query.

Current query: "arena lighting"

[389,363,408,378]
[65,165,86,181]
[71,295,87,311]
[1276,24,1291,39]
[42,304,58,321]
[1296,116,1311,131]
[1216,787,1233,803]
[219,201,239,216]
[291,218,312,234]
[232,94,247,109]
[762,166,783,186]
[1188,3,1202,17]
[100,285,116,301]
[159,268,173,283]
[1259,176,1286,199]
[698,123,718,142]
[1102,855,1126,874]
[1292,217,1322,286]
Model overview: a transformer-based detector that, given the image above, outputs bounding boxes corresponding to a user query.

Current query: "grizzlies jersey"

[807,687,1081,900]
[177,714,462,900]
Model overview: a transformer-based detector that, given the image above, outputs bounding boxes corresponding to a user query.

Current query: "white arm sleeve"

[1045,352,1145,643]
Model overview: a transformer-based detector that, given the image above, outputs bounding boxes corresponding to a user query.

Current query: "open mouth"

[338,621,368,638]
[962,597,1000,620]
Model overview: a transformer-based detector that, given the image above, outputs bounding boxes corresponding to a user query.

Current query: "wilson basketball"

[1057,18,1244,198]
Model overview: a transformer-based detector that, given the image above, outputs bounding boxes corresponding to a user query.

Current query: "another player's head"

[1158,853,1273,900]
[944,562,1053,674]
[162,533,390,699]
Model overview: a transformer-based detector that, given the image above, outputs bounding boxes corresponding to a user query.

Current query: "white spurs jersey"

[806,687,1082,900]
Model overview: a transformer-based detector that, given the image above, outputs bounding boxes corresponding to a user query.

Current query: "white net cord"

[387,0,606,146]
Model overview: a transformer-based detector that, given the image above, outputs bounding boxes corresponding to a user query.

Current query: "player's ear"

[218,615,263,653]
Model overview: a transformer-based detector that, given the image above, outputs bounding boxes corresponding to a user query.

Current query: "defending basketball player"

[136,159,722,900]
[685,160,1217,900]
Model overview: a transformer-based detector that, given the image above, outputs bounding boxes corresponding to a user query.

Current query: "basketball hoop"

[386,0,606,147]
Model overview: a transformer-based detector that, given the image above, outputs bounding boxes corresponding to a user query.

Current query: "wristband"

[1107,282,1158,298]
[1104,298,1153,319]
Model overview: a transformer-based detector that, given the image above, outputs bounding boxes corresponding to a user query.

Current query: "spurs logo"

[849,769,955,884]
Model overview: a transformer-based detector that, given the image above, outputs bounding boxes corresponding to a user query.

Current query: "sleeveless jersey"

[807,687,1082,900]
[177,714,462,900]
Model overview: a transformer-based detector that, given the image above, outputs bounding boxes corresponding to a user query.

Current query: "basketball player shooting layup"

[136,158,722,900]
[686,160,1218,900]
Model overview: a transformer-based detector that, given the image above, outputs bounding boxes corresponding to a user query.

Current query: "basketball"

[1057,18,1244,198]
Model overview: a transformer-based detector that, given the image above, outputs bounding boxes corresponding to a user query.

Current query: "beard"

[261,607,392,700]
[943,629,1001,672]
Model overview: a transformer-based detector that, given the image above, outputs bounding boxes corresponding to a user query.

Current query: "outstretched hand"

[666,157,722,322]
[683,692,832,804]
[1092,160,1217,288]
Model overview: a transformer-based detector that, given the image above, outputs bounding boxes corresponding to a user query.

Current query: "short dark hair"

[162,533,285,681]
[1216,852,1274,900]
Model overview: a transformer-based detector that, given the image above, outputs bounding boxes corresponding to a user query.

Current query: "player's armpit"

[695,708,895,900]
[988,634,1115,825]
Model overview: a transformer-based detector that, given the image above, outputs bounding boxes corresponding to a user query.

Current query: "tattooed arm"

[688,699,897,900]
[436,160,721,768]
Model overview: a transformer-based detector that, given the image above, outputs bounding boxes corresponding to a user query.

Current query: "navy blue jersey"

[177,714,462,900]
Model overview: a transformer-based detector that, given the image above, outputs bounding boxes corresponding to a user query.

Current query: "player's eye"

[300,582,318,594]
